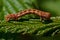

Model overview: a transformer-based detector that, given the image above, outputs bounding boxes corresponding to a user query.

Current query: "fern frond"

[0,17,60,37]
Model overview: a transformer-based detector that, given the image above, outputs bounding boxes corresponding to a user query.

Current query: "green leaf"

[0,17,60,35]
[0,17,60,40]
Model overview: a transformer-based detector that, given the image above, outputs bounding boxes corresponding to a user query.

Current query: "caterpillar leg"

[40,17,42,22]
[14,17,21,21]
[5,15,10,22]
[42,18,46,22]
[40,17,46,22]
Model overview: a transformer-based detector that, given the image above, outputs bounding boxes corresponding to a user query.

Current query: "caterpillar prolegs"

[5,9,51,22]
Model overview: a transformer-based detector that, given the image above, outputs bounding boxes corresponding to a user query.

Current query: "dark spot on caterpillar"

[33,9,36,11]
[37,10,40,12]
[24,10,27,12]
[20,11,24,14]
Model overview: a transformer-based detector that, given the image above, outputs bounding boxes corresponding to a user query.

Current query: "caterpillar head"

[5,14,19,21]
[5,14,11,21]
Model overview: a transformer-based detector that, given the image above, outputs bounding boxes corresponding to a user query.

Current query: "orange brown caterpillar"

[5,9,51,22]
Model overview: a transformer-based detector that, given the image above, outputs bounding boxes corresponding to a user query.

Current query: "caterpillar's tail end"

[5,15,10,22]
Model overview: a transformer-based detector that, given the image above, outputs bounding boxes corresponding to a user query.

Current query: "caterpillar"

[5,9,51,22]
